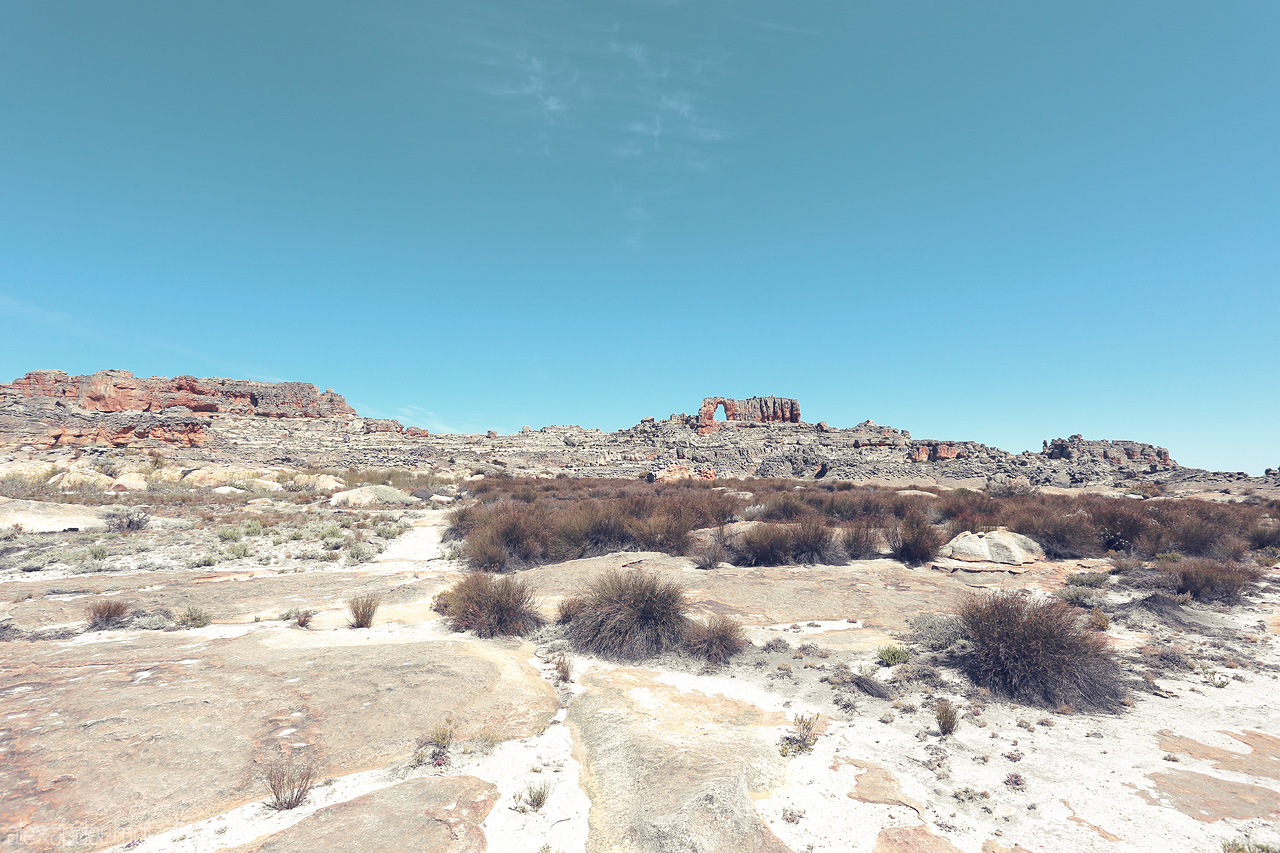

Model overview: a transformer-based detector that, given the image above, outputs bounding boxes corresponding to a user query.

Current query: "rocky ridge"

[2,371,1274,490]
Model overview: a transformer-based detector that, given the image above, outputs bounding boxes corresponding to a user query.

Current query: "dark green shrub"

[442,573,544,638]
[685,615,746,665]
[566,570,689,660]
[886,515,942,566]
[956,592,1125,712]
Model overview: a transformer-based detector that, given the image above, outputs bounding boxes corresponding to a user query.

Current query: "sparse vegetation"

[685,615,747,665]
[514,780,551,813]
[176,606,211,628]
[934,698,959,736]
[877,645,911,667]
[346,593,381,629]
[956,591,1125,712]
[885,514,942,565]
[86,599,130,630]
[105,507,151,533]
[216,526,243,542]
[438,573,545,638]
[778,712,820,756]
[1161,558,1260,602]
[263,760,318,810]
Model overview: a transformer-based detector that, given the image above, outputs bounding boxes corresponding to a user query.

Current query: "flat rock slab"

[0,629,556,853]
[0,498,107,534]
[568,667,789,853]
[226,776,498,853]
[1137,769,1280,822]
[531,552,1034,634]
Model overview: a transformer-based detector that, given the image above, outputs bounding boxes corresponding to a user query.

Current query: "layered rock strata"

[1,370,1271,490]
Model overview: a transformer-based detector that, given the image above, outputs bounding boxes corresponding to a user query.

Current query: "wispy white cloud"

[396,404,464,434]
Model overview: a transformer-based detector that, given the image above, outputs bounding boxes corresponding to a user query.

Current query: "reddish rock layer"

[4,370,356,419]
[697,395,801,435]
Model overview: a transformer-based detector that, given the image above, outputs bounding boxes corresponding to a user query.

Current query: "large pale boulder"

[49,469,115,491]
[113,472,150,491]
[0,497,108,533]
[329,485,420,507]
[939,528,1044,565]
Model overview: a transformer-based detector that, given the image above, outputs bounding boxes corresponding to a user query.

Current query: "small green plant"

[412,718,457,767]
[194,554,217,567]
[345,541,375,565]
[1087,607,1110,631]
[244,519,263,536]
[176,606,212,628]
[1054,586,1095,607]
[318,525,343,540]
[88,544,108,560]
[321,551,340,562]
[877,645,911,667]
[347,593,381,628]
[216,526,243,542]
[514,780,551,813]
[1065,571,1109,588]
[779,712,821,756]
[226,542,250,559]
[263,760,317,810]
[1222,841,1280,853]
[935,698,959,736]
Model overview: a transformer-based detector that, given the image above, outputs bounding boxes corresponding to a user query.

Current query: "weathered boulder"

[329,485,420,507]
[113,472,150,491]
[939,528,1044,565]
[0,497,108,533]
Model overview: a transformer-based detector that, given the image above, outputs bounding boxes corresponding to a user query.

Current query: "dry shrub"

[105,507,151,533]
[692,539,728,570]
[737,523,796,566]
[1248,523,1280,550]
[1007,504,1098,559]
[442,573,544,638]
[685,615,746,665]
[956,591,1126,712]
[1162,558,1260,602]
[886,514,942,566]
[841,518,880,559]
[566,570,689,660]
[263,760,318,810]
[778,712,820,756]
[759,493,810,522]
[86,599,130,630]
[346,593,381,629]
[935,698,960,736]
[627,512,694,555]
[791,518,838,564]
[556,595,585,625]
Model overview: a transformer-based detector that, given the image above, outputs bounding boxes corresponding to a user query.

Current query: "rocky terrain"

[2,370,1276,491]
[0,466,1277,853]
[1,368,1279,853]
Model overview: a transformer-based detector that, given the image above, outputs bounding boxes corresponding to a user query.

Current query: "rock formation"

[696,395,801,435]
[0,371,1271,490]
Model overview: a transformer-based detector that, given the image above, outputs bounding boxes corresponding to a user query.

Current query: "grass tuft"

[957,591,1126,712]
[346,593,381,629]
[566,570,689,661]
[86,599,130,630]
[685,615,747,665]
[442,573,545,638]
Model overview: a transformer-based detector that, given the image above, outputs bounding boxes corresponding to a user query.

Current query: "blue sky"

[1,2,1277,473]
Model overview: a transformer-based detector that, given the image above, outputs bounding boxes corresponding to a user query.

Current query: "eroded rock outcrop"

[696,396,801,435]
[5,369,356,418]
